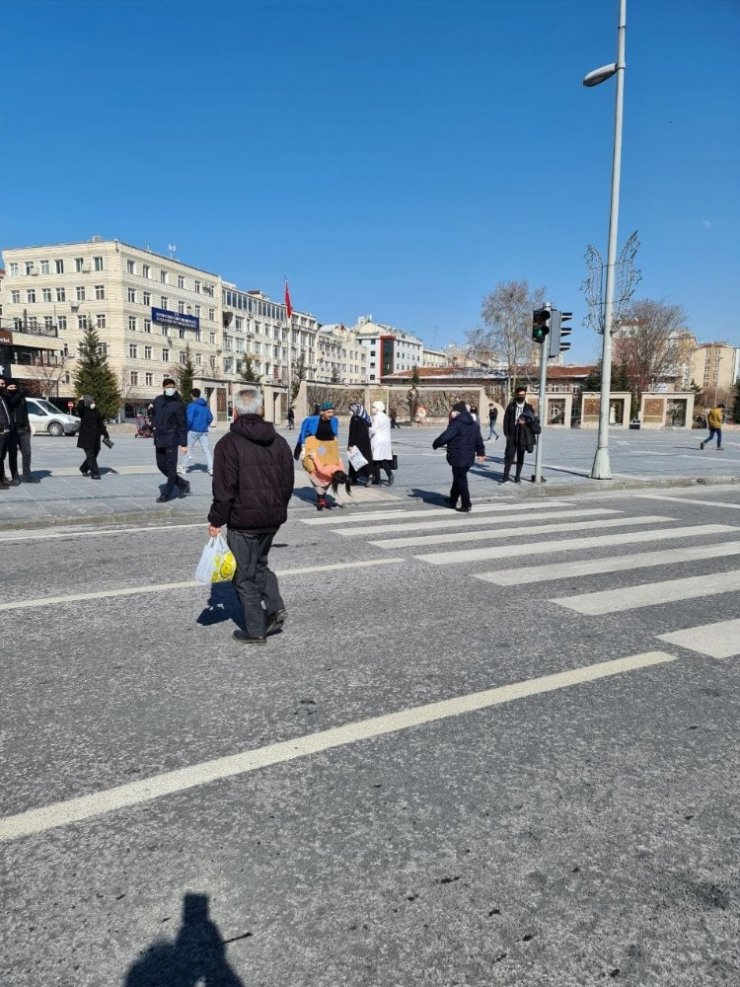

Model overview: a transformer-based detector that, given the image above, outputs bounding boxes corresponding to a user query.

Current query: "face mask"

[164,388,176,397]
[90,403,96,409]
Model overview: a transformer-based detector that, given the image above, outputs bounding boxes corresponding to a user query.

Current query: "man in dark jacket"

[502,386,537,483]
[0,378,11,490]
[208,386,295,644]
[2,381,39,483]
[152,377,189,502]
[432,401,486,512]
[76,395,110,480]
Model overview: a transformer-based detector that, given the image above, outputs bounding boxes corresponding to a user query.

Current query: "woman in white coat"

[369,400,394,485]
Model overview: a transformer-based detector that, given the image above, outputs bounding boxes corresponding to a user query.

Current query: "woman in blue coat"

[432,402,486,512]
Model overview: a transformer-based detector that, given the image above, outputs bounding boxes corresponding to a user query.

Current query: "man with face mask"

[3,381,38,483]
[501,386,537,484]
[152,377,189,502]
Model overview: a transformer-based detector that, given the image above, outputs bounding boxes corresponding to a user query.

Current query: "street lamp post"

[586,0,627,480]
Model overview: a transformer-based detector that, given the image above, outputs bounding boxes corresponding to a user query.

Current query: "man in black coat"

[0,378,11,490]
[76,395,110,479]
[152,377,189,502]
[2,381,39,484]
[432,401,486,512]
[208,386,295,644]
[502,386,537,483]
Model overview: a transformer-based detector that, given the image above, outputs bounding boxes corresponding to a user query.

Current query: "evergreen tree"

[240,355,261,383]
[177,344,196,401]
[330,365,341,384]
[73,325,122,420]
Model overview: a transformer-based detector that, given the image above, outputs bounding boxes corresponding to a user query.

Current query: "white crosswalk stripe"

[550,570,740,615]
[657,618,740,660]
[475,539,740,585]
[300,500,573,526]
[413,525,733,564]
[370,515,671,550]
[336,507,620,538]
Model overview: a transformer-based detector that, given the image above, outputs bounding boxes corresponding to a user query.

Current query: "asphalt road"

[2,484,740,985]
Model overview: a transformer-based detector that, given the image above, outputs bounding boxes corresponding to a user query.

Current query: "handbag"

[347,446,369,470]
[391,454,398,471]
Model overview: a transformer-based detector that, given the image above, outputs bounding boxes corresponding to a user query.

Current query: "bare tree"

[613,299,691,397]
[467,280,545,400]
[22,352,70,399]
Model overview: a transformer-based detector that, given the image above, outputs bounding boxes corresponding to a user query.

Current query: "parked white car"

[26,398,81,436]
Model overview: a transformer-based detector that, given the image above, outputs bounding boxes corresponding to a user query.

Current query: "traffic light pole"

[533,332,548,483]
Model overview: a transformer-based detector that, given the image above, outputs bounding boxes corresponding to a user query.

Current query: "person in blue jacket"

[179,388,215,475]
[432,401,486,512]
[298,401,339,445]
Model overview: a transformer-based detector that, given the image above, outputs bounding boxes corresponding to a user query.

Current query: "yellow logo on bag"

[212,551,236,582]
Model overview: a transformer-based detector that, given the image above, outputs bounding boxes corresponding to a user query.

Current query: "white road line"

[476,540,740,585]
[658,618,740,660]
[551,570,740,616]
[636,494,740,510]
[301,500,573,526]
[0,522,206,543]
[370,515,670,550]
[415,524,735,565]
[0,650,677,843]
[335,507,619,538]
[0,557,406,612]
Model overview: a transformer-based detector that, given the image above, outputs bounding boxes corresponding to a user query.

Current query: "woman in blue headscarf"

[347,402,373,486]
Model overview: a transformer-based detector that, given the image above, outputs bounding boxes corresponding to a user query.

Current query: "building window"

[143,318,151,333]
[178,301,185,314]
[129,344,138,359]
[25,261,35,275]
[142,264,150,279]
[93,256,103,271]
[130,371,138,386]
[127,259,136,274]
[194,305,201,317]
[28,316,39,330]
[145,372,153,386]
[160,270,168,284]
[96,314,106,329]
[11,290,20,304]
[209,332,216,345]
[177,275,185,289]
[75,257,84,272]
[26,289,36,303]
[143,291,151,305]
[160,296,168,309]
[40,260,50,275]
[76,286,86,301]
[78,315,89,330]
[179,351,187,365]
[162,348,170,362]
[195,353,202,366]
[194,280,201,294]
[44,316,54,331]
[56,287,66,302]
[128,287,137,303]
[128,316,137,331]
[144,346,152,360]
[9,263,18,276]
[95,285,105,300]
[179,328,186,339]
[55,259,64,274]
[42,288,52,303]
[208,308,214,321]
[57,316,67,331]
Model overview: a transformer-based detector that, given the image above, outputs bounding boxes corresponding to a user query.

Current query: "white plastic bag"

[347,446,369,470]
[195,534,237,584]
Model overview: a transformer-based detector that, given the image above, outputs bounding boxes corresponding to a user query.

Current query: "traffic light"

[532,308,551,343]
[548,309,573,358]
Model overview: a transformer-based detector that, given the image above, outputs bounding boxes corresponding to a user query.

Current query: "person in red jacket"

[208,386,294,645]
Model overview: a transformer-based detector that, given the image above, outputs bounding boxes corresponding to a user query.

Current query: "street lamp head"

[583,62,618,87]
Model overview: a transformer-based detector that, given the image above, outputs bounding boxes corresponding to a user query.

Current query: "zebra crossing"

[301,497,740,661]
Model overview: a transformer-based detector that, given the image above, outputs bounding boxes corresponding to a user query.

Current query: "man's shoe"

[233,631,267,645]
[388,473,394,485]
[700,441,704,450]
[456,506,472,513]
[90,474,101,480]
[21,474,40,483]
[156,495,170,503]
[10,477,21,486]
[178,480,191,498]
[514,477,522,484]
[717,446,723,451]
[499,476,510,485]
[316,496,327,511]
[443,497,457,508]
[265,609,288,636]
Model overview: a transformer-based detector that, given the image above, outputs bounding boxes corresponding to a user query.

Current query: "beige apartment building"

[689,341,740,404]
[1,237,370,419]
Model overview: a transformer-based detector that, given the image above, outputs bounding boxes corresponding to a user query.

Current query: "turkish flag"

[284,280,293,320]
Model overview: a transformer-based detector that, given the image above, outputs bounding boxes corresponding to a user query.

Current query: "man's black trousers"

[226,529,285,639]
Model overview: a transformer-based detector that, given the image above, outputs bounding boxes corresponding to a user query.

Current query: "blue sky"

[3,0,738,363]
